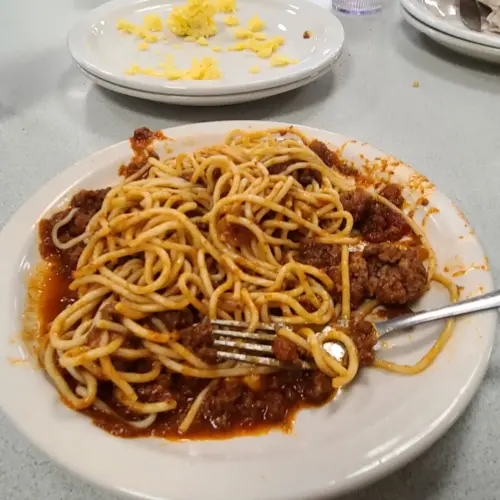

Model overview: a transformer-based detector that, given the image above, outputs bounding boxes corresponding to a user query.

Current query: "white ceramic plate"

[68,0,344,96]
[401,0,500,49]
[401,6,500,64]
[78,61,335,106]
[0,121,495,500]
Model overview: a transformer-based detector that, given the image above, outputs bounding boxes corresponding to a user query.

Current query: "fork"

[211,289,500,369]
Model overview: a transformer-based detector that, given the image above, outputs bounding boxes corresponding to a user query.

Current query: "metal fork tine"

[212,328,276,342]
[214,339,273,353]
[216,350,315,370]
[210,318,317,371]
[210,319,276,332]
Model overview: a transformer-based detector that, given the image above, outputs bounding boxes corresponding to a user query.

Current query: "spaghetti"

[26,126,456,439]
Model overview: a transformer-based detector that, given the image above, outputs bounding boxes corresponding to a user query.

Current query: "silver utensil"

[459,0,483,31]
[211,289,500,367]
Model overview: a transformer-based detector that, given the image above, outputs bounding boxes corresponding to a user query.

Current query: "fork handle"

[374,289,500,337]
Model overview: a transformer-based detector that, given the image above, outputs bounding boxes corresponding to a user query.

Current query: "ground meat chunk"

[39,188,110,272]
[119,157,148,178]
[133,126,154,146]
[219,219,254,247]
[303,371,333,404]
[154,308,198,331]
[268,160,294,175]
[202,378,246,429]
[67,188,109,236]
[296,240,341,269]
[309,140,338,168]
[309,139,356,176]
[340,188,371,224]
[136,374,173,403]
[258,391,287,421]
[297,167,322,186]
[349,252,369,308]
[71,188,109,214]
[297,241,369,308]
[364,243,427,305]
[359,201,410,243]
[340,187,409,242]
[379,184,404,209]
[288,229,305,243]
[349,320,377,366]
[178,322,217,364]
[272,336,299,362]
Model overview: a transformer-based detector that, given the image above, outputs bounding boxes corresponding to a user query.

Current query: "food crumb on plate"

[212,46,222,52]
[216,0,236,13]
[270,53,298,66]
[143,13,163,32]
[303,30,312,39]
[248,15,265,32]
[137,42,149,51]
[116,18,159,42]
[125,55,222,80]
[224,15,239,26]
[234,27,254,39]
[228,35,284,58]
[412,80,420,88]
[167,0,217,39]
[249,65,260,74]
[197,36,209,46]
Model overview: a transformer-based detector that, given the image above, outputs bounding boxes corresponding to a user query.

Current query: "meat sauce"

[35,236,336,440]
[31,131,425,440]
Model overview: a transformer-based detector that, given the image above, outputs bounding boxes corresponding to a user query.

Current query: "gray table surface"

[1,0,500,499]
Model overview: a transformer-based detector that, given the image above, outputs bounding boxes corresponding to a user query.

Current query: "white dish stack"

[68,0,345,106]
[400,0,500,63]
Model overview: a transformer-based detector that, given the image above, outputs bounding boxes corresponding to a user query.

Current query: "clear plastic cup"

[331,0,384,14]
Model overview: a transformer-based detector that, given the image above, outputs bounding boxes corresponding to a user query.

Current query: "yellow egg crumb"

[248,15,265,32]
[186,56,222,79]
[116,18,160,42]
[223,15,239,26]
[185,36,196,42]
[137,42,149,51]
[167,0,217,39]
[116,19,136,34]
[197,36,209,46]
[253,33,267,41]
[270,54,298,66]
[125,55,222,80]
[143,13,163,32]
[125,63,163,77]
[212,46,222,52]
[234,27,254,39]
[173,44,183,49]
[228,36,284,58]
[249,66,260,74]
[216,0,236,13]
[413,80,420,88]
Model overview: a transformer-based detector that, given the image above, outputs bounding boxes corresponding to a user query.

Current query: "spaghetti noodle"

[25,126,456,439]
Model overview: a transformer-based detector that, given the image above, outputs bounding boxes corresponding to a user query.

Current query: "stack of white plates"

[400,0,500,63]
[68,0,344,106]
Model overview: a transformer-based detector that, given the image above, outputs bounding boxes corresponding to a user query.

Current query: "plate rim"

[401,0,500,49]
[0,120,496,500]
[67,0,344,96]
[77,59,336,105]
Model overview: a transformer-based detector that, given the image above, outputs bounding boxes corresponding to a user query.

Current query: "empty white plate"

[68,0,344,96]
